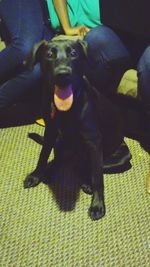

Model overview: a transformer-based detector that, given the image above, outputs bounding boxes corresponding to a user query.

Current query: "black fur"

[24,39,124,220]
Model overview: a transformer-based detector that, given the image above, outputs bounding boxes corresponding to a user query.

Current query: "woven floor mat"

[0,124,150,267]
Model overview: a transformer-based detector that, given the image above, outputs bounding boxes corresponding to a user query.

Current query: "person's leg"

[0,0,54,109]
[0,64,42,109]
[137,45,150,107]
[84,25,132,173]
[0,0,47,83]
[84,25,132,96]
[137,45,150,152]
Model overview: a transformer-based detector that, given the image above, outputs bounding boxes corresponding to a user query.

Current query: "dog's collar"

[50,102,57,119]
[74,87,81,101]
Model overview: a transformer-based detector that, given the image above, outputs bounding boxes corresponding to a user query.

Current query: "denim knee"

[11,39,38,62]
[0,63,42,110]
[84,26,131,93]
[84,25,131,71]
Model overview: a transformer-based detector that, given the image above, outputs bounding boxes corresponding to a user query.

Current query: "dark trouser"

[84,25,150,109]
[0,0,54,109]
[84,25,150,168]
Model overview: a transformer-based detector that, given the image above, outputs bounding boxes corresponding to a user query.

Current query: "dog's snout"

[54,66,72,76]
[53,59,73,86]
[54,72,72,86]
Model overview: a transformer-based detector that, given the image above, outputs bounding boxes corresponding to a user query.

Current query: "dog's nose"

[54,72,72,87]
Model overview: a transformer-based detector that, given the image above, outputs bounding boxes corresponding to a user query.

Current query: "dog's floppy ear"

[24,40,48,70]
[76,40,88,57]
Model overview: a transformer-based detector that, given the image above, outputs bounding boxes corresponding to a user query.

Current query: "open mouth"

[54,84,73,111]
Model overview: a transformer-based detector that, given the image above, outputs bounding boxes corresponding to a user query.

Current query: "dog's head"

[27,39,87,111]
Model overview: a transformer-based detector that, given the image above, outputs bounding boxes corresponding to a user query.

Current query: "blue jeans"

[0,0,54,109]
[84,25,150,108]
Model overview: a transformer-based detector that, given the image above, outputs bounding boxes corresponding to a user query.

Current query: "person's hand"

[64,25,90,37]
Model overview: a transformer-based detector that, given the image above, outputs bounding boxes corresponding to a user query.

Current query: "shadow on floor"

[43,152,87,212]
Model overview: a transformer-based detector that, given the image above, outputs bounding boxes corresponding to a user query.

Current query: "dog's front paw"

[24,173,41,188]
[88,201,106,221]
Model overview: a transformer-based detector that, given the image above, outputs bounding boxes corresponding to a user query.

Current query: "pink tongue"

[54,84,73,111]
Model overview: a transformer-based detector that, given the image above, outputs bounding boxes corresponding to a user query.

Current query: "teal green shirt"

[47,0,102,32]
[79,0,101,28]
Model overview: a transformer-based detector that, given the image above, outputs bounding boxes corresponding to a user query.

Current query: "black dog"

[24,39,124,220]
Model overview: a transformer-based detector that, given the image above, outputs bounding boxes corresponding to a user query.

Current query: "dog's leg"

[24,123,57,188]
[28,132,44,145]
[85,140,105,220]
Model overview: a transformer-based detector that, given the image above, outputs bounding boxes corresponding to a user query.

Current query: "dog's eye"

[70,48,78,57]
[66,47,78,58]
[47,50,53,57]
[47,47,57,58]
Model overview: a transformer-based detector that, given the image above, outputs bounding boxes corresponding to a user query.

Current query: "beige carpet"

[0,123,150,266]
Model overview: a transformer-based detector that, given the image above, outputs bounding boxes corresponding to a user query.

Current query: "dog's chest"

[55,110,80,139]
[52,97,100,146]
